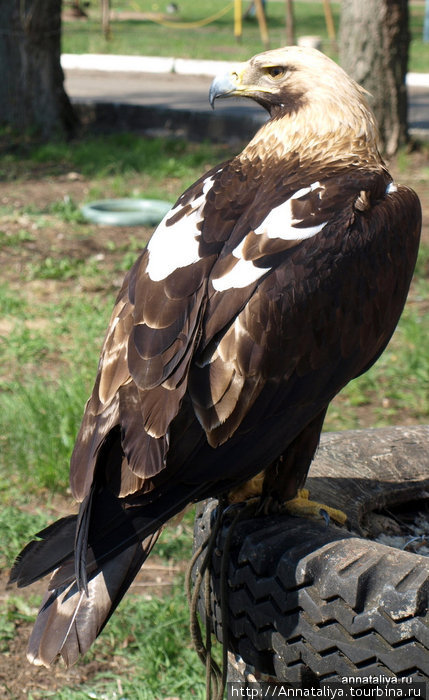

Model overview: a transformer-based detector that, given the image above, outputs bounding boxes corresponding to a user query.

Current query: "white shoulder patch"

[386,182,398,194]
[146,177,214,281]
[211,182,329,293]
[211,236,270,292]
[254,181,327,241]
[212,258,270,292]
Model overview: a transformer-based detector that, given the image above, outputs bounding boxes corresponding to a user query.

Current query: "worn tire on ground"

[192,426,429,683]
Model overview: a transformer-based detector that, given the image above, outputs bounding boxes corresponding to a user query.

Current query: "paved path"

[62,56,429,137]
[63,68,267,127]
[410,86,429,133]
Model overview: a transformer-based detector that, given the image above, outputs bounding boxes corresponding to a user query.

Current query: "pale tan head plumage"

[210,46,381,166]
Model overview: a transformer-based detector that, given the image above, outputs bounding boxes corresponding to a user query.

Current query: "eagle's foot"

[228,480,347,526]
[228,470,265,504]
[283,488,348,526]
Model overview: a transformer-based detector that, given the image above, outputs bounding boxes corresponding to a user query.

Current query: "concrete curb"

[407,72,429,88]
[61,54,429,87]
[61,54,238,77]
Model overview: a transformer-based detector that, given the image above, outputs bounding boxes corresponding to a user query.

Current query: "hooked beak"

[208,64,274,112]
[209,72,240,109]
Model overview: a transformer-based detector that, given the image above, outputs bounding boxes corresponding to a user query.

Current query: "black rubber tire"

[192,426,429,684]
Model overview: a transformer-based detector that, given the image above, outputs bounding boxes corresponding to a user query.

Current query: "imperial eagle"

[10,47,421,667]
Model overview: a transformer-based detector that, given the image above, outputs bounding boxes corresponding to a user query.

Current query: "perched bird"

[10,47,421,668]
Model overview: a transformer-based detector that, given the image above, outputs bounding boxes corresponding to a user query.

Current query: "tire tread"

[194,502,429,681]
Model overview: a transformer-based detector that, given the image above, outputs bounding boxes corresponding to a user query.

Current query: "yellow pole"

[254,0,269,49]
[322,0,336,42]
[234,0,242,42]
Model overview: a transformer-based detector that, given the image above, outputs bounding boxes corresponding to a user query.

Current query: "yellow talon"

[229,479,348,527]
[284,488,348,526]
[228,470,265,503]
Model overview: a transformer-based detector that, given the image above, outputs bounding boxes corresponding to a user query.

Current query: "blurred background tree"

[0,0,77,138]
[339,0,410,156]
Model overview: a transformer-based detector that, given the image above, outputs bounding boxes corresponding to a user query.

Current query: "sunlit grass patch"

[48,580,210,700]
[0,508,51,568]
[60,0,428,72]
[0,377,88,493]
[9,134,228,182]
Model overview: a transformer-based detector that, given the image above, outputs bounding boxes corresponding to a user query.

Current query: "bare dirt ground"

[1,493,185,699]
[1,557,185,699]
[0,148,428,698]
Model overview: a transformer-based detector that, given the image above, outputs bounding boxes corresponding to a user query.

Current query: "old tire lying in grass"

[193,425,429,683]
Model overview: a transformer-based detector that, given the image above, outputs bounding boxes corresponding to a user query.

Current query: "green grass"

[0,509,201,699]
[28,253,102,281]
[0,229,35,247]
[17,134,227,181]
[89,581,210,700]
[0,133,229,206]
[409,3,429,73]
[0,508,51,568]
[0,377,91,493]
[14,579,210,700]
[0,292,112,494]
[0,595,43,657]
[63,0,319,61]
[46,196,87,224]
[61,0,429,73]
[156,508,196,560]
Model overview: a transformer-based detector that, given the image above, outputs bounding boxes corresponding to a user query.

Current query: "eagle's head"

[210,46,380,163]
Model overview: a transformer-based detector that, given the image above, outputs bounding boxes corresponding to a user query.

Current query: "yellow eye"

[266,66,285,79]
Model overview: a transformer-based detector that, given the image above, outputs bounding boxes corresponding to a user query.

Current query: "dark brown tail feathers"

[9,482,204,667]
[26,530,160,667]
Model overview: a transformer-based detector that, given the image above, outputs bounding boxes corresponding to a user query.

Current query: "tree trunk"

[285,0,295,46]
[101,0,111,40]
[339,0,409,156]
[0,0,78,138]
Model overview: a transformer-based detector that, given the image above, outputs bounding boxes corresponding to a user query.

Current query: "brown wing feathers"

[9,46,421,669]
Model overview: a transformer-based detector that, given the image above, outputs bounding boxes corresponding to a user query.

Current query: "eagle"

[10,46,421,667]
